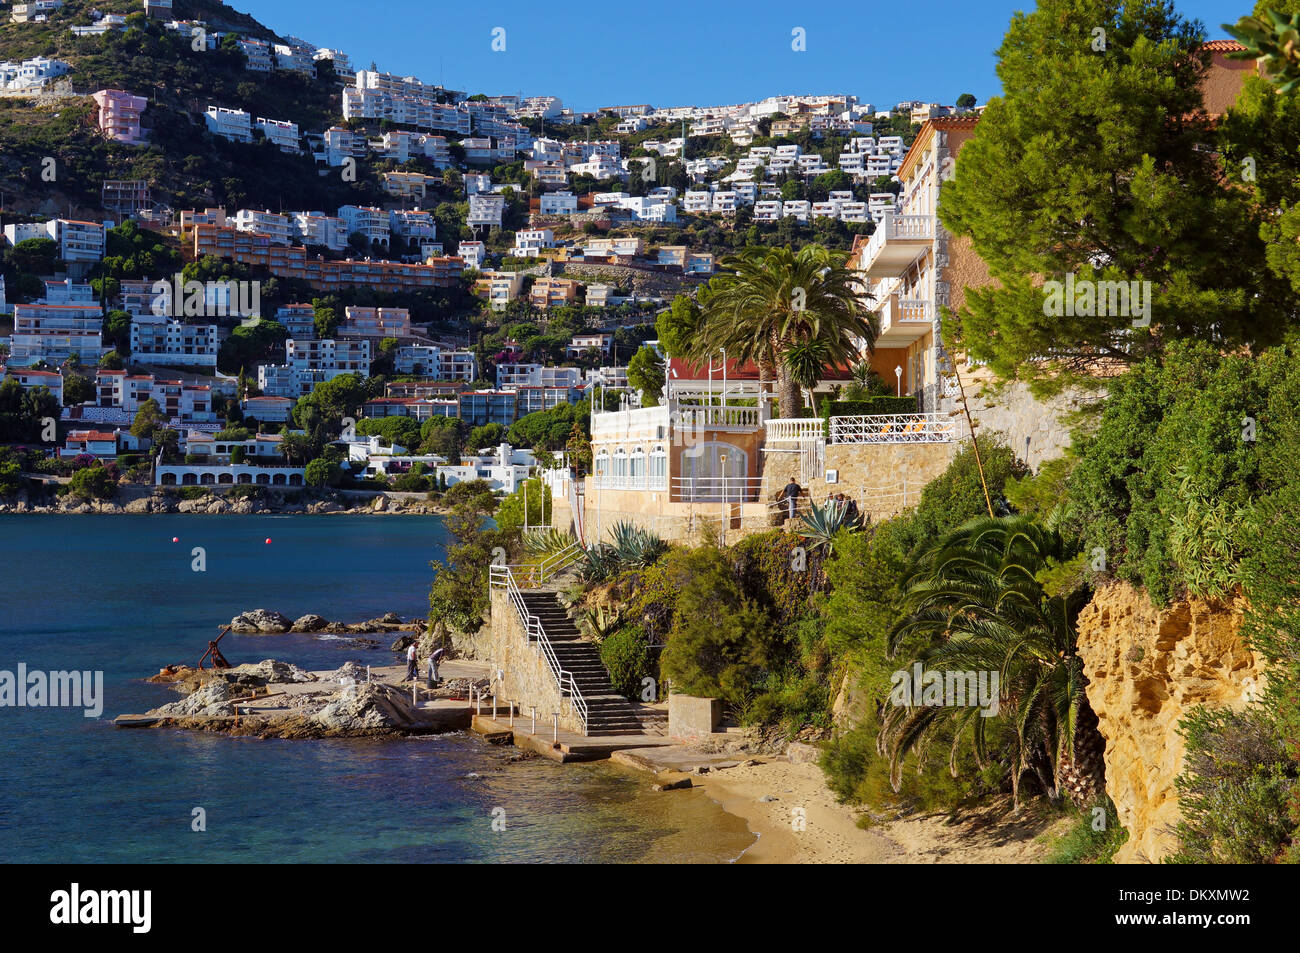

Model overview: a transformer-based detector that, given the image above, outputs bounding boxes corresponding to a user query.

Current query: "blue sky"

[238,1,1244,112]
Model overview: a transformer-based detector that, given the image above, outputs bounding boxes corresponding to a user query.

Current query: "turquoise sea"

[0,515,753,863]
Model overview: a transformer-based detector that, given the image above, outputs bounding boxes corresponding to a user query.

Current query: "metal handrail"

[489,563,589,735]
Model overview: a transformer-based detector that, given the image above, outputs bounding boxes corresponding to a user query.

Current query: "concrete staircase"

[518,590,646,735]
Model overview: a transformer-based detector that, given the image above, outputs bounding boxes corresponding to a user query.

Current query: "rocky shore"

[226,608,418,639]
[0,488,450,516]
[125,658,492,739]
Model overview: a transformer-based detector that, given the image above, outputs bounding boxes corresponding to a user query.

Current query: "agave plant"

[579,543,621,583]
[522,527,578,557]
[579,604,624,643]
[796,499,861,553]
[607,520,669,568]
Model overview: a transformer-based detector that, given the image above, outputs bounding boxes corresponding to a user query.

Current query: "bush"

[825,396,919,417]
[67,466,117,501]
[659,546,771,706]
[1168,706,1298,863]
[600,625,653,699]
[393,472,431,492]
[1044,798,1128,864]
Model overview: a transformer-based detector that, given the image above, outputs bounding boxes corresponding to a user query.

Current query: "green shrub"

[67,466,117,501]
[1168,705,1298,863]
[826,396,918,417]
[600,625,653,699]
[1044,798,1128,864]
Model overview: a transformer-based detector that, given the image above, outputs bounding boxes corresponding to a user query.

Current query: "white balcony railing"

[590,472,669,492]
[764,418,825,444]
[672,475,764,503]
[830,413,955,444]
[672,404,762,430]
[860,211,935,278]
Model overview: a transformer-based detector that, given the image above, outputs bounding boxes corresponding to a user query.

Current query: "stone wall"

[759,439,957,523]
[1075,582,1264,864]
[483,588,584,734]
[940,378,1102,471]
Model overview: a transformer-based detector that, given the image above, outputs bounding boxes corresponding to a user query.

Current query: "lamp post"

[895,366,903,398]
[719,451,727,545]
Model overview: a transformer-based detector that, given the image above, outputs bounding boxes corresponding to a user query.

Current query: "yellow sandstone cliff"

[1075,582,1264,863]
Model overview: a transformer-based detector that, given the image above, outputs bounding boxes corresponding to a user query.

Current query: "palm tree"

[692,245,875,416]
[880,515,1104,808]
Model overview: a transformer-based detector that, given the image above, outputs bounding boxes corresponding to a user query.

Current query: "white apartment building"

[315,48,351,73]
[256,117,302,153]
[293,212,348,251]
[9,304,106,366]
[94,370,215,422]
[321,126,366,166]
[782,200,811,222]
[5,220,106,264]
[276,304,317,339]
[495,363,582,389]
[538,192,578,216]
[0,56,70,90]
[233,209,293,245]
[393,345,477,379]
[511,228,554,258]
[569,155,622,180]
[467,194,505,228]
[204,106,253,143]
[457,241,486,269]
[389,209,436,242]
[285,337,372,374]
[129,315,219,367]
[869,193,898,219]
[238,38,273,71]
[683,191,711,214]
[272,44,316,76]
[338,205,390,246]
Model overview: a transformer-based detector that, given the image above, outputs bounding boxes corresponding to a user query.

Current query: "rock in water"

[229,609,293,633]
[291,614,330,632]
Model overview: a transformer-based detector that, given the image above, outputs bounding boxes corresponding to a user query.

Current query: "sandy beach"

[613,751,1072,864]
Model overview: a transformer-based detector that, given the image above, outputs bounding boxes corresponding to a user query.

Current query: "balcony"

[860,211,933,278]
[877,295,934,344]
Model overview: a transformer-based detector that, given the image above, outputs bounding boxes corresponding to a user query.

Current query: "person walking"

[782,477,802,520]
[405,642,418,681]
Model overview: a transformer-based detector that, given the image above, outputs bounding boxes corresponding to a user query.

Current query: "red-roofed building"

[61,430,119,459]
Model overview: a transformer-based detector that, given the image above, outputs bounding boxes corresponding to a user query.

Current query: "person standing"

[405,642,417,681]
[782,477,802,520]
[427,647,445,687]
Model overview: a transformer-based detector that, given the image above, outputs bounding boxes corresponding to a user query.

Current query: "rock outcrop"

[311,683,415,733]
[1075,582,1264,864]
[229,609,293,633]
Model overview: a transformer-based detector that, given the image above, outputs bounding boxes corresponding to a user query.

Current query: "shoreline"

[0,489,453,516]
[606,747,1072,864]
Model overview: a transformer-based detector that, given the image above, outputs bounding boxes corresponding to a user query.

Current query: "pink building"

[91,89,148,145]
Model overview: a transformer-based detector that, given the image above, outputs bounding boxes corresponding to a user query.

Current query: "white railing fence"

[829,413,954,444]
[489,563,588,735]
[671,475,765,503]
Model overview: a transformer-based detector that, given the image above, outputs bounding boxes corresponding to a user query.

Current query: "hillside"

[0,0,379,219]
